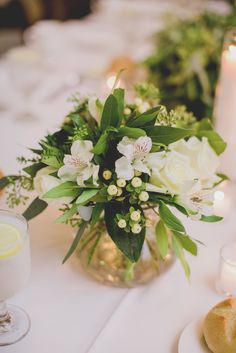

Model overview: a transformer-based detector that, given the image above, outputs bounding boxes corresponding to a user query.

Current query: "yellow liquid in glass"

[0,223,22,260]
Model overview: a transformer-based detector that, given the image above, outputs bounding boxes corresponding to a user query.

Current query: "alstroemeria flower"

[58,140,99,186]
[175,180,214,220]
[115,136,165,180]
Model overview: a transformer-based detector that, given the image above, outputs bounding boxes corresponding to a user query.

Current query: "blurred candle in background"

[214,28,236,180]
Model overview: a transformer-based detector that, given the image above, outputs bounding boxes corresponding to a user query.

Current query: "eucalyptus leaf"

[43,181,79,199]
[155,220,168,259]
[143,125,193,144]
[22,197,48,221]
[62,222,87,264]
[159,201,186,233]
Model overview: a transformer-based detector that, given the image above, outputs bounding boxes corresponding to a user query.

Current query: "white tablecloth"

[0,1,235,352]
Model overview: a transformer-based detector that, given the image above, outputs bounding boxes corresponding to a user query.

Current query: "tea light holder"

[217,242,236,296]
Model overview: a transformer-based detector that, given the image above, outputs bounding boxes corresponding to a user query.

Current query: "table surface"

[0,2,235,352]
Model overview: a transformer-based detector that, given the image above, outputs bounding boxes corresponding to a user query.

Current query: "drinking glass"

[217,242,236,297]
[0,210,31,346]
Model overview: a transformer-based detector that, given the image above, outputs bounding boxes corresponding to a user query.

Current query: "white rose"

[34,166,73,204]
[149,151,196,195]
[169,137,220,188]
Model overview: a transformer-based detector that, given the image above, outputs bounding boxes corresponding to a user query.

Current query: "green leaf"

[55,204,78,224]
[117,126,146,138]
[92,132,109,155]
[76,189,99,205]
[91,203,104,227]
[155,220,168,259]
[173,232,197,256]
[43,181,79,199]
[201,215,223,222]
[104,202,145,262]
[41,155,63,169]
[22,197,48,221]
[88,233,102,265]
[23,162,45,177]
[113,88,124,125]
[159,201,186,233]
[172,234,190,279]
[196,130,226,155]
[100,94,120,131]
[196,118,213,131]
[62,222,87,264]
[128,107,160,128]
[143,126,193,144]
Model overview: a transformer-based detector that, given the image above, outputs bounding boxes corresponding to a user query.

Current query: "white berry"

[131,223,142,234]
[107,185,118,196]
[139,191,149,202]
[118,219,127,229]
[131,177,142,188]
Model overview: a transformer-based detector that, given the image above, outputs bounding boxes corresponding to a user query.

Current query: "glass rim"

[0,209,29,237]
[220,242,236,267]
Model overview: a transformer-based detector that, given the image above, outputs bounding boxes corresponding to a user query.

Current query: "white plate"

[178,317,211,353]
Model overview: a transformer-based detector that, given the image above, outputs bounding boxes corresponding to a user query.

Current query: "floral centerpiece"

[145,10,236,119]
[0,83,226,286]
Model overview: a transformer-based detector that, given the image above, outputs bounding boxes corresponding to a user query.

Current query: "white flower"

[149,137,220,195]
[150,150,196,195]
[117,178,126,188]
[58,140,99,187]
[169,137,220,188]
[88,96,103,121]
[131,177,142,188]
[34,166,73,204]
[115,136,165,180]
[175,180,214,220]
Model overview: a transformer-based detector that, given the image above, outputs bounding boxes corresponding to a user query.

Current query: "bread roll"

[203,297,236,353]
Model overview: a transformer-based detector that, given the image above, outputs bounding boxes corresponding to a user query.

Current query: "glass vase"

[75,210,175,288]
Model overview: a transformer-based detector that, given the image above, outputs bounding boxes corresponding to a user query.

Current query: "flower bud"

[117,178,126,188]
[131,177,142,188]
[131,223,142,234]
[117,187,123,196]
[103,170,112,180]
[107,185,118,196]
[124,107,131,115]
[118,219,127,229]
[139,191,149,202]
[134,170,142,177]
[130,210,141,222]
[134,97,143,106]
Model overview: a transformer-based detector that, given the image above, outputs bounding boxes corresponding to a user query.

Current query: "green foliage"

[145,11,236,118]
[55,204,78,224]
[22,197,48,221]
[172,234,190,279]
[159,201,185,233]
[201,215,223,222]
[100,94,120,131]
[155,220,168,259]
[43,181,80,199]
[127,107,161,128]
[76,189,99,205]
[62,222,87,264]
[117,127,146,138]
[144,125,193,145]
[105,202,145,262]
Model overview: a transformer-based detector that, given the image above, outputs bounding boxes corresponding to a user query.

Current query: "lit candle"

[214,29,236,180]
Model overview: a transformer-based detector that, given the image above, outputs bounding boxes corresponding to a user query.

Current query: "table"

[0,1,235,352]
